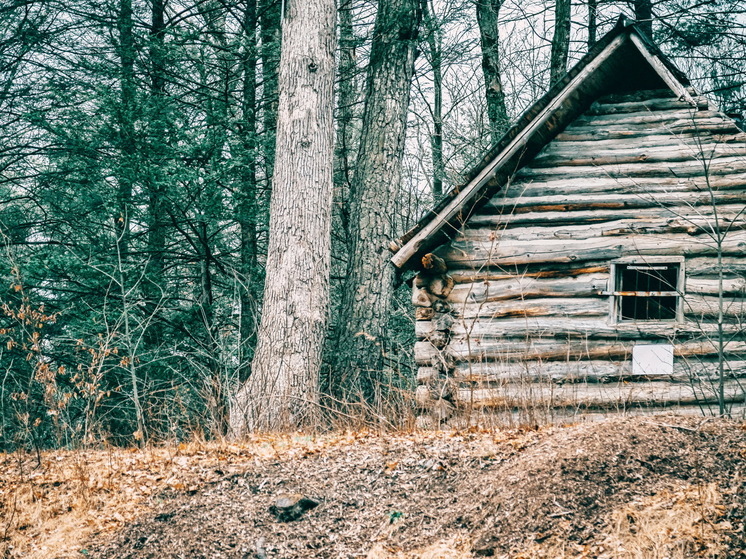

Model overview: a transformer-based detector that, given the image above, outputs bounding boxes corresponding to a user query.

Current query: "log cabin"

[390,19,746,427]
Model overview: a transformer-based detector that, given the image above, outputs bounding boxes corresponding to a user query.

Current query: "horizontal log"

[417,317,745,341]
[514,156,746,183]
[540,132,745,156]
[447,274,609,303]
[455,338,746,361]
[453,379,746,409]
[553,132,746,154]
[556,116,741,140]
[686,277,746,295]
[586,96,709,115]
[531,140,745,169]
[448,276,745,306]
[445,295,746,322]
[417,367,439,383]
[460,217,746,244]
[414,337,746,365]
[571,108,721,128]
[555,121,741,142]
[445,297,609,321]
[484,190,745,215]
[449,266,610,283]
[454,360,627,382]
[686,257,746,276]
[500,171,746,200]
[439,229,746,269]
[466,204,746,232]
[437,290,746,322]
[452,359,746,384]
[415,298,746,339]
[448,402,746,426]
[447,260,746,283]
[684,295,746,319]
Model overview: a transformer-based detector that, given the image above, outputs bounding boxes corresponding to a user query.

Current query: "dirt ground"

[2,415,745,559]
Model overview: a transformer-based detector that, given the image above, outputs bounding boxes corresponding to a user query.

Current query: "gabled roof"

[390,18,695,270]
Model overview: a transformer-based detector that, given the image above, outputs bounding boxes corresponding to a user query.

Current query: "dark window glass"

[617,263,680,321]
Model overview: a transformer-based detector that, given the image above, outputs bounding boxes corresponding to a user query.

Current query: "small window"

[612,261,682,322]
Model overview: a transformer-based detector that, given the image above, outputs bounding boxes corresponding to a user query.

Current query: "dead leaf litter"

[1,416,744,559]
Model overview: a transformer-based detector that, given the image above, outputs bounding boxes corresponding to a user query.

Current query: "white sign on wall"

[632,344,674,376]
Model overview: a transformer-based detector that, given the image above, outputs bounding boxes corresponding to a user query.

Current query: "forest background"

[0,0,744,448]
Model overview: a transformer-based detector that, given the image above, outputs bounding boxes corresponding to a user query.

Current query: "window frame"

[609,256,685,324]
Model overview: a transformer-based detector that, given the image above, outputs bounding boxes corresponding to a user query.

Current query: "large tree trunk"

[476,0,509,143]
[549,0,571,84]
[330,0,421,406]
[230,0,337,433]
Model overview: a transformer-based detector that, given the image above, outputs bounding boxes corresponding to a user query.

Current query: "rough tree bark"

[549,0,571,84]
[230,0,336,433]
[330,0,422,406]
[476,0,509,143]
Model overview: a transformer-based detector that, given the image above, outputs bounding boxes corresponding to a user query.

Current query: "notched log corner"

[412,284,433,308]
[415,253,455,298]
[434,313,455,331]
[415,384,432,407]
[432,299,452,313]
[426,329,450,349]
[416,307,435,321]
[429,351,454,373]
[432,398,455,421]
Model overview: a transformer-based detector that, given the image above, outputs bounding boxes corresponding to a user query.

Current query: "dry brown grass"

[500,483,731,559]
[365,538,474,558]
[601,482,730,558]
[1,420,742,559]
[0,434,371,559]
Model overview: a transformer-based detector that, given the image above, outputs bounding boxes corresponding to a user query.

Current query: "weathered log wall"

[413,90,746,428]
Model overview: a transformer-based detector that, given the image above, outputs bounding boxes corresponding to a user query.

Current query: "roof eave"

[390,23,693,271]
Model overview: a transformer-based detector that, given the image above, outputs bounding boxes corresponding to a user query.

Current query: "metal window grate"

[615,263,681,321]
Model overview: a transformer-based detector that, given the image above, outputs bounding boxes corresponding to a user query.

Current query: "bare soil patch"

[2,415,745,559]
